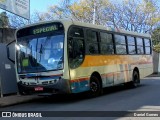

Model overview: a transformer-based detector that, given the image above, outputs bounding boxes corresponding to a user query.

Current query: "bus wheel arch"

[89,72,103,97]
[131,67,140,88]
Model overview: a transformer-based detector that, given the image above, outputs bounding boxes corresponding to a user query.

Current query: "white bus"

[15,20,153,96]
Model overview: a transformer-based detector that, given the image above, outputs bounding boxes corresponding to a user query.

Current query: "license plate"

[34,87,43,91]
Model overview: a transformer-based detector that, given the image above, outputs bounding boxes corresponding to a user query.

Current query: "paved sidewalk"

[0,95,42,107]
[148,73,160,77]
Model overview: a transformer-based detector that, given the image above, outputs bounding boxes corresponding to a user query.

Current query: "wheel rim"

[90,81,98,92]
[134,73,139,87]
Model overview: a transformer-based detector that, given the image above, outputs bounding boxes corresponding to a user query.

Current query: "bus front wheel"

[89,76,103,97]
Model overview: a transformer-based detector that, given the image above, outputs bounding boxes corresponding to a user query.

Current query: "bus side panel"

[129,55,153,80]
[69,55,117,93]
[69,54,153,93]
[63,28,72,94]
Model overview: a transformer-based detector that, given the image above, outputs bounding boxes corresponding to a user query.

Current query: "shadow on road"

[33,83,146,104]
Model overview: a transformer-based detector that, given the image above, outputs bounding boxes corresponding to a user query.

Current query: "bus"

[15,20,153,96]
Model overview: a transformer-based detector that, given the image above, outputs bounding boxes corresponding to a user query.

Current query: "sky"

[30,0,59,14]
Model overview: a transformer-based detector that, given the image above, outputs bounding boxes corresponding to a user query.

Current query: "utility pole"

[93,1,96,24]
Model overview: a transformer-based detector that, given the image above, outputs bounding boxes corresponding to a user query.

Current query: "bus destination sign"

[33,25,58,35]
[17,22,64,38]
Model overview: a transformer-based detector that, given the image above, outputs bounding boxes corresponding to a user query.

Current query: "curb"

[0,95,42,108]
[148,74,160,77]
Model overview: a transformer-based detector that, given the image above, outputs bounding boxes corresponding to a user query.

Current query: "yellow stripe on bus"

[81,55,152,67]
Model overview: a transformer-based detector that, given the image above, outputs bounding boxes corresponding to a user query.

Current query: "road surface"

[1,77,160,120]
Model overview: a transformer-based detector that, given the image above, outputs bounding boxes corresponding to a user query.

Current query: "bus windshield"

[16,33,64,74]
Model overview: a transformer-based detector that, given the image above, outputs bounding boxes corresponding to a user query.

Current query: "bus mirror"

[7,40,16,64]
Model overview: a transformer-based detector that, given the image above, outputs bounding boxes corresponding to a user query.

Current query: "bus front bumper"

[17,79,70,95]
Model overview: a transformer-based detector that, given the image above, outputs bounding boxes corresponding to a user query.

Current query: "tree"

[0,12,10,28]
[40,0,160,33]
[152,27,160,52]
[30,11,49,23]
[43,0,112,24]
[8,11,48,28]
[8,14,28,28]
[6,0,160,34]
[104,0,160,33]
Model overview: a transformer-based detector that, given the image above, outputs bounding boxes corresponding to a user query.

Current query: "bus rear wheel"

[131,71,140,88]
[89,76,103,97]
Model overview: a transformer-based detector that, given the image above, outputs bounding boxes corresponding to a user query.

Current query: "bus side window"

[115,34,127,54]
[127,36,136,54]
[144,38,151,54]
[136,37,144,54]
[86,30,99,54]
[68,27,85,69]
[100,32,114,54]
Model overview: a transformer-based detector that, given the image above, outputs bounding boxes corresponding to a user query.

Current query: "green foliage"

[40,0,160,33]
[0,12,10,28]
[153,44,160,53]
[7,0,160,32]
[152,27,160,52]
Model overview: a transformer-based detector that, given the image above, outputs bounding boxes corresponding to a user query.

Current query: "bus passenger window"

[68,27,85,69]
[115,34,127,54]
[100,32,114,54]
[144,39,151,54]
[136,37,144,54]
[68,38,84,68]
[86,30,99,54]
[88,43,99,54]
[127,36,136,54]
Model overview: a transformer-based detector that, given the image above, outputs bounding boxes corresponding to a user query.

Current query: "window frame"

[136,37,145,55]
[127,36,136,55]
[67,26,85,69]
[114,34,127,55]
[144,38,152,54]
[67,25,152,56]
[99,32,114,54]
[85,29,100,55]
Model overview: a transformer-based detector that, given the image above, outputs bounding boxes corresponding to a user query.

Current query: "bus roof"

[69,20,151,38]
[17,19,151,38]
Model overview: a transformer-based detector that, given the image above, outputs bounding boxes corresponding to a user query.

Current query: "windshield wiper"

[39,44,43,62]
[39,44,43,54]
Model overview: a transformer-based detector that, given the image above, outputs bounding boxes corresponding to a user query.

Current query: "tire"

[89,76,103,97]
[131,71,140,88]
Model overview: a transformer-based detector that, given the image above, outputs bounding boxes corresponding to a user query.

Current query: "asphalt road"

[0,77,160,120]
